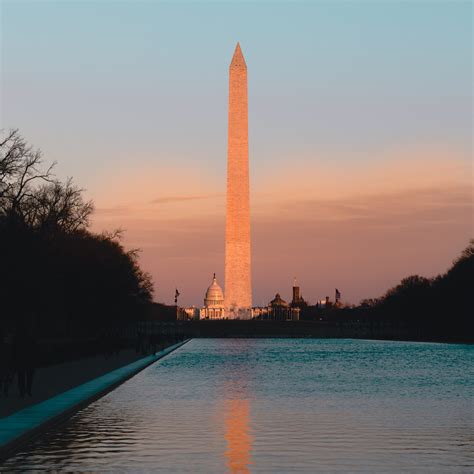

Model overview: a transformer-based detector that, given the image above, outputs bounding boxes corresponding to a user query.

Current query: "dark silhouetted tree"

[0,130,153,336]
[355,240,473,339]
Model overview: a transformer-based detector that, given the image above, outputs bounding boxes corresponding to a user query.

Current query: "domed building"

[269,293,289,308]
[200,274,226,319]
[252,292,300,321]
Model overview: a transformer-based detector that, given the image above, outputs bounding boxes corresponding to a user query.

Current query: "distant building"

[253,293,300,321]
[291,279,307,308]
[179,277,300,321]
[200,274,226,320]
[315,297,331,308]
[183,306,200,320]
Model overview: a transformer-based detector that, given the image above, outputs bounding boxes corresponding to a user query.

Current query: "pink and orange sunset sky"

[1,1,472,306]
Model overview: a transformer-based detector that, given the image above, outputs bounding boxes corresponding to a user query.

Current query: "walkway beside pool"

[0,339,190,459]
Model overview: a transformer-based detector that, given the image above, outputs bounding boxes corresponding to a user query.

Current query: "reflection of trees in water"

[5,401,141,469]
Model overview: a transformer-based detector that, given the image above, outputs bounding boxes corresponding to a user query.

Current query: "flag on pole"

[335,288,341,302]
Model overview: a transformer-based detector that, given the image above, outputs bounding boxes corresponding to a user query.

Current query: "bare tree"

[1,129,155,335]
[0,129,55,215]
[22,178,94,233]
[0,130,93,233]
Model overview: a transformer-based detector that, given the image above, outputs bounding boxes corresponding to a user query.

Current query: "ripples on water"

[2,339,473,472]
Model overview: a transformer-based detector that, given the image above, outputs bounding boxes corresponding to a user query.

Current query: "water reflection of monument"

[218,340,255,473]
[224,399,252,474]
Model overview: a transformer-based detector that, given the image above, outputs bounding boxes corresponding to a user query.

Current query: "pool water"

[2,338,473,472]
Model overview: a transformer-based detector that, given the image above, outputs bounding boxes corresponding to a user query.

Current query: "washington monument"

[224,43,252,316]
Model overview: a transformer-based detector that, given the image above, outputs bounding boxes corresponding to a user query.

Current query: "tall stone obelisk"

[225,43,252,317]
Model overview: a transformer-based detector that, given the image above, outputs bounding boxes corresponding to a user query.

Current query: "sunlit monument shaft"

[225,43,252,315]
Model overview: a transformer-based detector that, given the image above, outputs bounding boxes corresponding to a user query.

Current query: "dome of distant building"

[204,274,224,307]
[250,292,299,321]
[201,274,226,320]
[270,293,289,307]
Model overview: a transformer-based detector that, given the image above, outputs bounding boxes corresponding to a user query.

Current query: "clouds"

[150,193,224,205]
[273,185,472,225]
[2,1,471,309]
[90,150,472,306]
[250,183,471,306]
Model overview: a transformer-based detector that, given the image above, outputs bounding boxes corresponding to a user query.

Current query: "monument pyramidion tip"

[230,42,246,69]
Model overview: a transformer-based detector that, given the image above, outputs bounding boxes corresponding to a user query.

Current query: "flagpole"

[175,288,180,320]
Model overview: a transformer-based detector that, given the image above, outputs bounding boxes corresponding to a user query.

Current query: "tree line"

[310,241,473,340]
[2,129,471,342]
[361,241,473,336]
[0,130,153,337]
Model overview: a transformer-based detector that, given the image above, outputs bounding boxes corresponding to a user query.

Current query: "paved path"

[0,340,189,459]
[0,349,145,419]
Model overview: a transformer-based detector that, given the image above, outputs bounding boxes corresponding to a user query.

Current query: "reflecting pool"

[2,339,473,472]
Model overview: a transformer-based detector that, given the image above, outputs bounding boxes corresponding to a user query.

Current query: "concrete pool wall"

[0,339,190,460]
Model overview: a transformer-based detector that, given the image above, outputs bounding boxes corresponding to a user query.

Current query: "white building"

[199,274,226,319]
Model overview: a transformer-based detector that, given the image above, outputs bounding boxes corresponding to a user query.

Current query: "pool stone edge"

[0,339,191,462]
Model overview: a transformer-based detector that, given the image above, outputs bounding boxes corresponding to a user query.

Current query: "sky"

[1,0,472,306]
